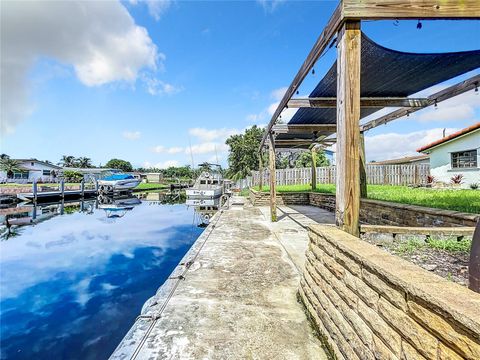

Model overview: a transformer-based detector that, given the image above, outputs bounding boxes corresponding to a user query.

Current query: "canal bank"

[111,197,333,359]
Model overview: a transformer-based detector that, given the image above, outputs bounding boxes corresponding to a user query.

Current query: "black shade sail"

[288,33,480,126]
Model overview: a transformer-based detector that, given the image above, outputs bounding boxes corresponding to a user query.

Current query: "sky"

[1,0,479,168]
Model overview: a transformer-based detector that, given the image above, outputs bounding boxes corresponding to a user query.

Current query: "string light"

[475,84,479,95]
[296,90,299,95]
[434,99,438,109]
[416,20,422,29]
[312,68,315,76]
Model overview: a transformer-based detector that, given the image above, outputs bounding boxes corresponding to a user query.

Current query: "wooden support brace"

[360,132,367,198]
[335,21,361,237]
[268,133,277,222]
[259,152,263,191]
[311,149,317,190]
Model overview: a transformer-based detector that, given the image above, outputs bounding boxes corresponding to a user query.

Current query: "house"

[369,154,429,166]
[0,159,62,183]
[61,167,120,181]
[144,173,163,183]
[417,123,480,188]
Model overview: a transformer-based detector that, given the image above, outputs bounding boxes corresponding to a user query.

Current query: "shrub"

[450,174,464,185]
[470,183,479,190]
[63,170,83,183]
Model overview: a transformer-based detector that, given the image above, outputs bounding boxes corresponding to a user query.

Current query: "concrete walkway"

[111,198,329,359]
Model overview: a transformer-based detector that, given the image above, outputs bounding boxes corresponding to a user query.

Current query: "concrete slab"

[111,199,328,360]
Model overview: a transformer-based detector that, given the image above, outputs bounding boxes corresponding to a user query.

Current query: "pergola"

[258,0,480,236]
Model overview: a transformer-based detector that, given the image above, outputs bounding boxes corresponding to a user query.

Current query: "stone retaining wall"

[299,225,480,360]
[249,189,478,227]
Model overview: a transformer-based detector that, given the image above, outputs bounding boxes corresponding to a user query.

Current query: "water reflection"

[0,192,203,360]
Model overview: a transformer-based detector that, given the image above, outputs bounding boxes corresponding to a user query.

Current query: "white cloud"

[150,145,184,154]
[143,76,182,96]
[167,147,184,154]
[246,86,298,124]
[143,160,179,169]
[256,0,286,13]
[1,0,161,134]
[270,86,288,101]
[122,130,141,140]
[413,91,478,123]
[188,127,240,142]
[365,127,459,162]
[143,0,173,21]
[245,113,265,123]
[187,142,228,155]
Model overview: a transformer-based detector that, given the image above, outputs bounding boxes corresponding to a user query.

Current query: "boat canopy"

[102,174,135,181]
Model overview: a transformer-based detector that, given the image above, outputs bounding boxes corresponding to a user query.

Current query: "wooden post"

[268,133,277,222]
[81,180,85,197]
[311,149,317,190]
[360,132,367,198]
[60,179,65,198]
[335,21,361,237]
[259,152,263,191]
[32,179,38,203]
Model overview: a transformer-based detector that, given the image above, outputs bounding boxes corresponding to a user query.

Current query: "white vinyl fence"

[249,164,430,187]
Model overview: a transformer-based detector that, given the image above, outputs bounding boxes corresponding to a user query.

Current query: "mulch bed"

[364,239,469,287]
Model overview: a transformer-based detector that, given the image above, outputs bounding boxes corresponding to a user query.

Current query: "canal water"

[0,193,205,360]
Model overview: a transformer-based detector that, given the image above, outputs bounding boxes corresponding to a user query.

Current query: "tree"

[105,158,133,172]
[295,148,330,168]
[63,170,83,183]
[59,155,76,167]
[225,125,265,180]
[77,157,92,168]
[0,158,21,178]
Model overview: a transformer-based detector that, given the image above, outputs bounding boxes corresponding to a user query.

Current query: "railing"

[250,164,430,187]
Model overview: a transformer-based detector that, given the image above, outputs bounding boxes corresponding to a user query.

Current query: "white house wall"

[0,161,59,183]
[429,130,480,188]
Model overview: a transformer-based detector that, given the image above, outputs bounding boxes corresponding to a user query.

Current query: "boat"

[97,196,141,218]
[186,168,224,198]
[97,174,141,193]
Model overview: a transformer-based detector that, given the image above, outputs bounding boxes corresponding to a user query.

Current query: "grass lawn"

[134,182,169,190]
[253,184,480,214]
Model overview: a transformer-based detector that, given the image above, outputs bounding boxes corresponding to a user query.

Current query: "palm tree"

[0,158,21,178]
[77,157,92,168]
[59,155,76,167]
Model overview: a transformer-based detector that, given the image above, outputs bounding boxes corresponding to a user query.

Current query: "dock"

[16,180,97,202]
[111,197,335,359]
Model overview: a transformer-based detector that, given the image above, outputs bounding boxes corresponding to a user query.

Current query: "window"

[451,149,477,169]
[13,172,29,179]
[31,162,34,166]
[43,170,51,176]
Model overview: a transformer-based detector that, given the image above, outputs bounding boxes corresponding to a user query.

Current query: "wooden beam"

[272,123,337,134]
[342,0,480,20]
[359,132,367,198]
[336,21,361,237]
[361,74,480,131]
[288,97,429,108]
[258,152,263,191]
[259,4,342,150]
[268,133,277,222]
[311,149,317,191]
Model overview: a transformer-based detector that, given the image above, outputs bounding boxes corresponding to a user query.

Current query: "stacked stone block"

[299,225,480,360]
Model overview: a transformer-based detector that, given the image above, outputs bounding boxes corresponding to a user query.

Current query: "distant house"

[144,173,163,183]
[417,123,480,188]
[369,154,429,166]
[0,159,61,183]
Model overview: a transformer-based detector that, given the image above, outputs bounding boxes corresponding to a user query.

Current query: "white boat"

[97,174,141,192]
[186,169,224,198]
